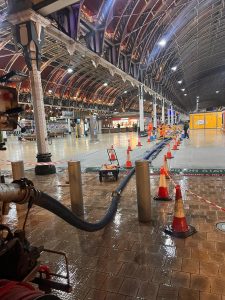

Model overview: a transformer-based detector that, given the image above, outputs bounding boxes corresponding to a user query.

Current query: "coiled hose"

[33,138,171,232]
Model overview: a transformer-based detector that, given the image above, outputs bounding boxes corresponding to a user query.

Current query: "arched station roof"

[0,0,224,113]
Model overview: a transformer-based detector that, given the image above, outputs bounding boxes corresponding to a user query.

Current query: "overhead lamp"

[124,91,127,94]
[196,96,199,98]
[216,90,219,94]
[184,93,187,96]
[177,80,182,84]
[181,88,185,92]
[158,39,167,47]
[103,82,108,87]
[171,66,177,72]
[67,68,73,73]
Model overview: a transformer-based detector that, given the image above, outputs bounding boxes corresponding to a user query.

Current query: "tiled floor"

[1,132,157,172]
[2,165,225,299]
[153,129,225,169]
[1,129,225,299]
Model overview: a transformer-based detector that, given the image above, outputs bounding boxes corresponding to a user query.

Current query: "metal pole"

[68,161,84,217]
[139,84,145,133]
[11,161,25,180]
[171,105,174,125]
[153,96,157,128]
[89,115,99,143]
[135,160,151,222]
[162,99,165,123]
[167,107,170,125]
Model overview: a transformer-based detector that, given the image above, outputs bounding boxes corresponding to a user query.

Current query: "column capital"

[8,8,50,27]
[8,9,50,71]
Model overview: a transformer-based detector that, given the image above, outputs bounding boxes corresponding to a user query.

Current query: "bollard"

[135,160,151,222]
[0,175,9,215]
[68,161,84,217]
[11,161,26,211]
[11,161,25,180]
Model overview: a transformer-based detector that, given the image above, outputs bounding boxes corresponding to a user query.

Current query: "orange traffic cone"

[164,185,196,238]
[172,140,179,150]
[125,150,132,168]
[109,147,116,161]
[154,167,172,201]
[127,139,132,151]
[166,144,174,159]
[164,155,170,179]
[137,136,142,147]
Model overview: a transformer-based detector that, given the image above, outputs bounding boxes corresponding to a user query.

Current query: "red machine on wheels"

[0,83,72,299]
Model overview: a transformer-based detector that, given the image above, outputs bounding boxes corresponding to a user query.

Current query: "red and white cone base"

[164,224,196,238]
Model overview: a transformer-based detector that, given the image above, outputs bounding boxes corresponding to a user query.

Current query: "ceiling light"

[216,90,219,94]
[171,66,177,71]
[103,82,108,87]
[124,91,127,94]
[196,96,199,99]
[158,39,167,47]
[67,68,73,73]
[181,88,185,92]
[177,80,182,84]
[184,94,187,96]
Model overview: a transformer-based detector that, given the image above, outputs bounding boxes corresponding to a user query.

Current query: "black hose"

[34,193,119,232]
[33,138,171,232]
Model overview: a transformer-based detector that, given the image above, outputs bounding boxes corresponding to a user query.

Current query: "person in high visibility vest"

[162,123,166,138]
[147,122,153,137]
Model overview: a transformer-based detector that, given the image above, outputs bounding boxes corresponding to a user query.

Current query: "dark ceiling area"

[0,0,225,113]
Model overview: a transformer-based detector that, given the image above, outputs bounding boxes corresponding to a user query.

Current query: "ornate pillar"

[153,95,157,128]
[170,105,174,126]
[139,84,145,135]
[161,99,165,123]
[89,114,99,143]
[98,119,102,134]
[8,9,56,175]
[167,106,170,125]
[67,119,71,134]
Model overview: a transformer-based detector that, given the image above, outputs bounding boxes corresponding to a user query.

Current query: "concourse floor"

[3,166,225,300]
[153,129,225,170]
[0,132,157,172]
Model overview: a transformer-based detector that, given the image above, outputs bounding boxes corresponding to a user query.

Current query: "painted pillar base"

[90,137,99,143]
[139,131,147,137]
[0,142,6,151]
[35,153,56,175]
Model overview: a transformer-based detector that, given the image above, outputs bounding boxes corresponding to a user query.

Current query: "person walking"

[183,121,190,139]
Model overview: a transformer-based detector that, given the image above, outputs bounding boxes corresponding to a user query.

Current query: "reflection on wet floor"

[2,169,225,299]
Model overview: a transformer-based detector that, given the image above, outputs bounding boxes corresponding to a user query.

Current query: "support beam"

[34,0,79,16]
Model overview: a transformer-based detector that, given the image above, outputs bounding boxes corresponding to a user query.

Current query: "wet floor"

[0,132,157,172]
[2,165,225,300]
[1,129,225,299]
[153,129,225,170]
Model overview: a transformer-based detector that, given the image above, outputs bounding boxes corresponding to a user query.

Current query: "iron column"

[139,84,145,134]
[161,98,165,123]
[153,95,157,128]
[8,9,56,175]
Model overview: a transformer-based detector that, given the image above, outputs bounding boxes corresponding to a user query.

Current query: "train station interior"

[0,0,225,299]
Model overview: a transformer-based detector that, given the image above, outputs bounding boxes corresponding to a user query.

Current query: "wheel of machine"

[35,295,62,299]
[99,174,102,182]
